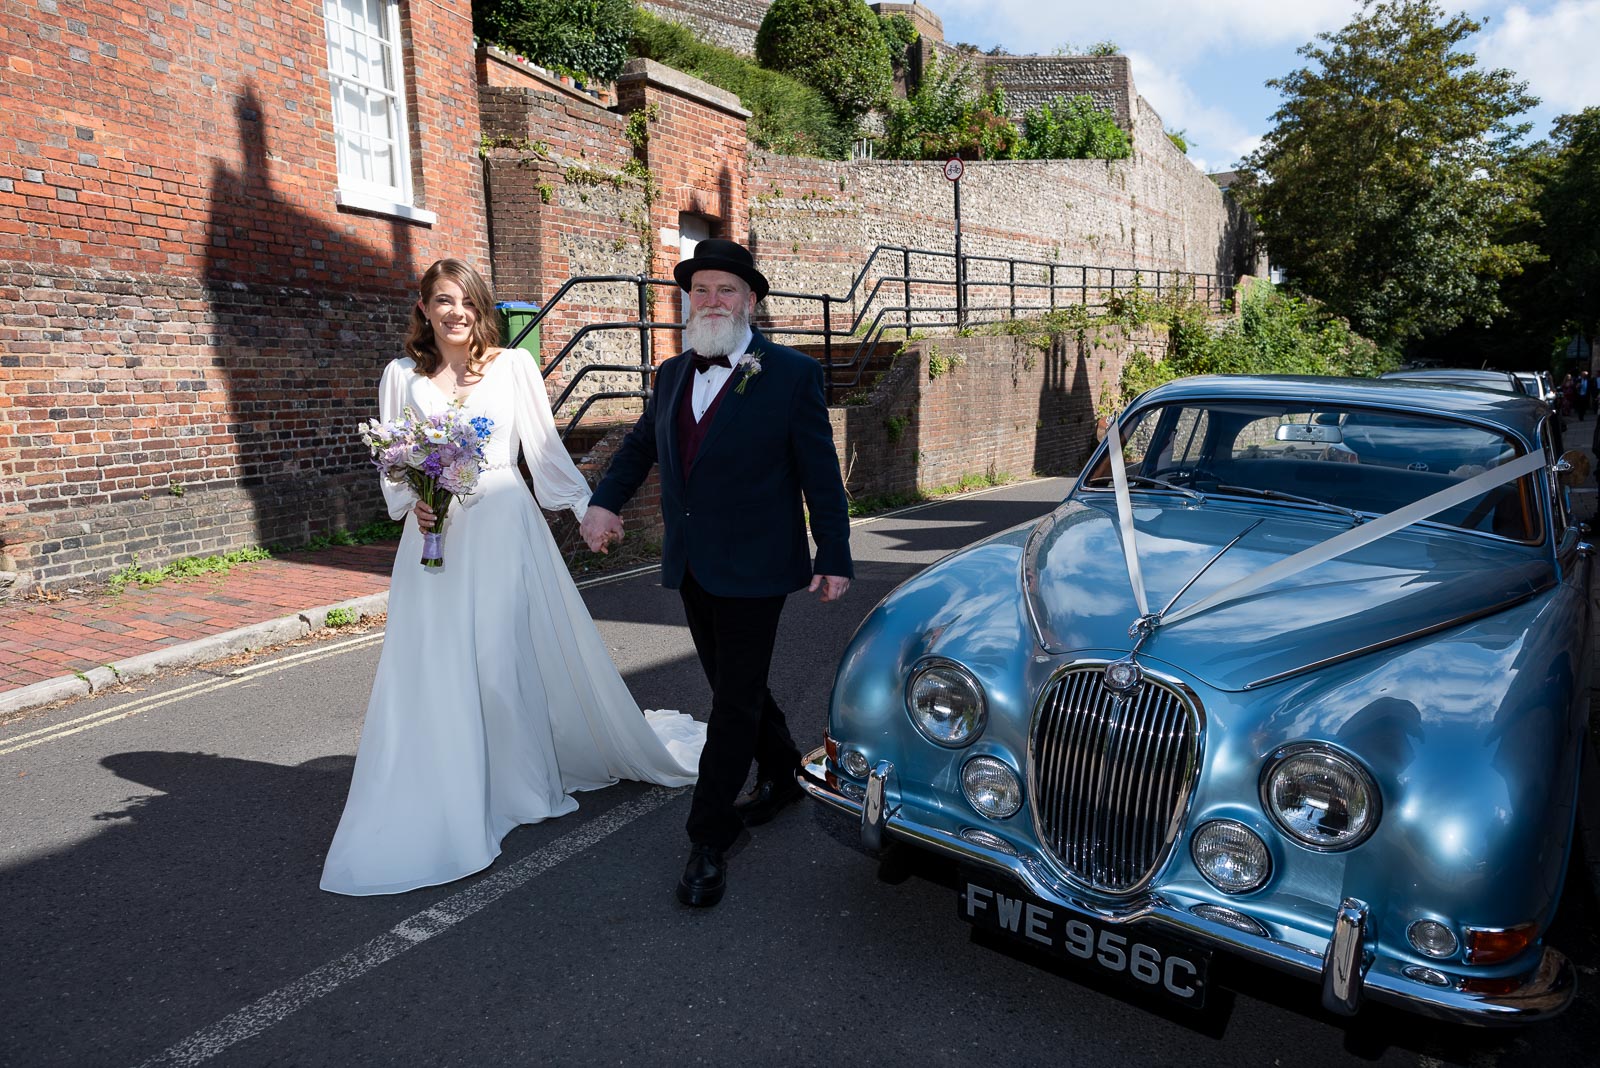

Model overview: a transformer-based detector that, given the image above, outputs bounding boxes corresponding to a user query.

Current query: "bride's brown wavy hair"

[404,258,502,376]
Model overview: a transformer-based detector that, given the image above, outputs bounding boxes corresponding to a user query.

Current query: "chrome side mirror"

[1555,449,1591,485]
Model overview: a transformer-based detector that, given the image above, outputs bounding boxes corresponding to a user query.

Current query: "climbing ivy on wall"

[473,0,636,83]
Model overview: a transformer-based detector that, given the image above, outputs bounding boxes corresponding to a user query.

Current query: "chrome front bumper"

[798,745,1576,1025]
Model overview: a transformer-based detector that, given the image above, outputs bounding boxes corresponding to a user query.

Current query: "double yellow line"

[0,632,385,757]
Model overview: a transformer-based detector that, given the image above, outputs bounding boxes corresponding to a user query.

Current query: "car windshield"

[1083,400,1541,541]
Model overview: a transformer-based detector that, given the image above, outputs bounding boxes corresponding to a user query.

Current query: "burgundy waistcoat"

[676,365,737,472]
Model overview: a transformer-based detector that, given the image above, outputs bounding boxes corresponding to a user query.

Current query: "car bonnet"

[1024,498,1552,692]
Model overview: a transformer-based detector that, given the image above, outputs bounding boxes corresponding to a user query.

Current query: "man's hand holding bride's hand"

[808,574,850,603]
[414,500,438,533]
[580,506,624,554]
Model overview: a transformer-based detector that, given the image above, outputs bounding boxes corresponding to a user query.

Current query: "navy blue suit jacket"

[590,330,853,597]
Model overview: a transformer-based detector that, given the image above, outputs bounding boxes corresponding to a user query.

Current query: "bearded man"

[579,239,853,908]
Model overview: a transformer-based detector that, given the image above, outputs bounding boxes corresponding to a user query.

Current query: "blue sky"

[931,0,1600,173]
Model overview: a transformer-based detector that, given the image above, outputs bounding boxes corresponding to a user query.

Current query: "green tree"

[473,0,635,83]
[1119,282,1390,405]
[755,0,894,124]
[1239,1,1539,351]
[631,11,853,158]
[1538,108,1600,348]
[878,55,1018,160]
[878,11,920,70]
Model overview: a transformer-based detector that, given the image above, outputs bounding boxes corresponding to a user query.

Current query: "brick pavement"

[0,542,397,696]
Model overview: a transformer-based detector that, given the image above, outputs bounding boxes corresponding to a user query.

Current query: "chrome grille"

[1029,666,1201,894]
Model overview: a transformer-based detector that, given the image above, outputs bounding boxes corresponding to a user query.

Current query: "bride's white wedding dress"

[320,348,704,896]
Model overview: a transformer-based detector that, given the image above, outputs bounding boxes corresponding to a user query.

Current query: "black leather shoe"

[676,845,726,908]
[732,775,804,827]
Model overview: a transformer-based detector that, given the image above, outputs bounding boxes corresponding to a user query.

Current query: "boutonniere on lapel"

[733,351,763,394]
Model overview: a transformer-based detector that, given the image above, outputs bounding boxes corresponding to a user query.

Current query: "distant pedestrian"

[1561,374,1575,418]
[1579,370,1591,421]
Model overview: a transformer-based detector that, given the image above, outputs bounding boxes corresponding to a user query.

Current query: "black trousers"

[679,570,800,850]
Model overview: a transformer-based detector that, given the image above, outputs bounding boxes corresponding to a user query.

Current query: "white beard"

[683,307,747,357]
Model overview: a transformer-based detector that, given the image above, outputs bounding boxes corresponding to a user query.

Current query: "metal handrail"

[518,247,1234,439]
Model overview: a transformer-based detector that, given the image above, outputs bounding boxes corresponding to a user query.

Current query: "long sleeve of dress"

[506,349,591,521]
[377,359,420,521]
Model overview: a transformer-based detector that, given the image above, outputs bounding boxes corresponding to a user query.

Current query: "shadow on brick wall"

[1036,333,1100,478]
[202,86,416,558]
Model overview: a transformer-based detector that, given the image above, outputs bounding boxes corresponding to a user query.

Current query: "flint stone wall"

[984,55,1134,124]
[748,97,1247,332]
[639,0,771,54]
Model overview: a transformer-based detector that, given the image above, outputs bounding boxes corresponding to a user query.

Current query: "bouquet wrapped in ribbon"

[360,406,495,568]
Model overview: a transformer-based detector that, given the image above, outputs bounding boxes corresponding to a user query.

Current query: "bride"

[320,259,705,896]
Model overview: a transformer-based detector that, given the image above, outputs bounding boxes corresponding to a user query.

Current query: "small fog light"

[1403,965,1450,987]
[1191,820,1271,894]
[1190,903,1269,938]
[961,756,1022,819]
[839,747,871,779]
[960,828,1018,855]
[1407,919,1459,960]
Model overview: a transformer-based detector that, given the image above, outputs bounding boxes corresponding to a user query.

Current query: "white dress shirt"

[690,325,753,422]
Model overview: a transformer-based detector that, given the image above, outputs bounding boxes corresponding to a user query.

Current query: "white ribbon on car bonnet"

[1104,414,1548,635]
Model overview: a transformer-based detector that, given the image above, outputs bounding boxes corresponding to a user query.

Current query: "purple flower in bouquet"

[358,404,494,568]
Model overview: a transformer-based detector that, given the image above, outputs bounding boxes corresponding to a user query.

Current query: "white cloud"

[1475,2,1600,116]
[1125,51,1264,171]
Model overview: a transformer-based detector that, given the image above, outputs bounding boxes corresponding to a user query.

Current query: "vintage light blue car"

[801,375,1590,1024]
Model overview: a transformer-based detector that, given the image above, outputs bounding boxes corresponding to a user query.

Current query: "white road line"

[575,563,665,588]
[224,632,386,676]
[0,634,386,755]
[0,675,223,747]
[135,785,685,1068]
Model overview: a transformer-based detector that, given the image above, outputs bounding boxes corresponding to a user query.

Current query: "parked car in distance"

[1530,371,1562,420]
[802,374,1589,1025]
[1379,367,1531,395]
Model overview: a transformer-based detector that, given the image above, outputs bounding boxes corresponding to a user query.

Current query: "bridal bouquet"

[359,406,495,568]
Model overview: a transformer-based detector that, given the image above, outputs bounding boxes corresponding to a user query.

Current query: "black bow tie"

[691,352,732,373]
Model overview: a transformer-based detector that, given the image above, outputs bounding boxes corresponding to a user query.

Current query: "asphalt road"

[2,478,1596,1067]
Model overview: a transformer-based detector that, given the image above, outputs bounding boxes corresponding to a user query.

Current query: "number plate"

[959,876,1209,1007]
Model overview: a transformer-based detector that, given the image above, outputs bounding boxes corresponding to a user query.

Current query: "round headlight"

[1191,820,1272,894]
[906,659,987,747]
[1261,744,1380,851]
[961,756,1021,819]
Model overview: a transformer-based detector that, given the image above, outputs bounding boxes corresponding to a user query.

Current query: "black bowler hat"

[673,238,769,301]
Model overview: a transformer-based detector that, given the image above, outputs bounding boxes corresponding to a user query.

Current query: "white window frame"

[322,0,436,224]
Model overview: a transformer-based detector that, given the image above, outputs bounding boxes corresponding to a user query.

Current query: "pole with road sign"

[944,156,964,328]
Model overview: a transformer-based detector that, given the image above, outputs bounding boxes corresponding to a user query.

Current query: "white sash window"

[322,0,435,223]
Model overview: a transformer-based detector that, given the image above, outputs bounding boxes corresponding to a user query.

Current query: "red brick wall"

[616,60,750,363]
[0,0,488,593]
[479,59,753,433]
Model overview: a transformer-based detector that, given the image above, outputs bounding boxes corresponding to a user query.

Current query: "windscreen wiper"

[1214,483,1366,524]
[1085,473,1205,502]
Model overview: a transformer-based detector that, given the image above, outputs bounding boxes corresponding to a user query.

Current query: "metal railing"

[508,247,1234,440]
